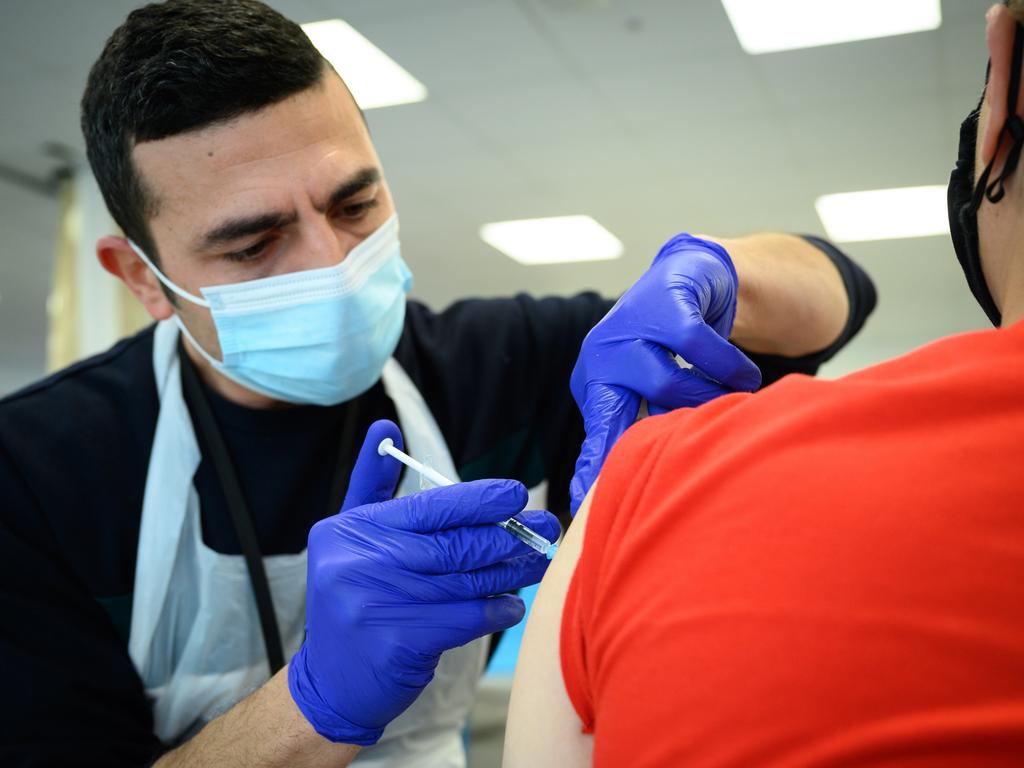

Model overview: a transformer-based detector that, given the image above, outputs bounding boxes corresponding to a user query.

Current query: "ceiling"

[0,0,994,395]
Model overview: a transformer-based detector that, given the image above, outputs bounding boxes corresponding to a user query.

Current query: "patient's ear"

[980,4,1024,166]
[96,235,175,321]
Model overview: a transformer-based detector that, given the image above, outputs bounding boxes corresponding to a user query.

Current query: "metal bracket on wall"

[0,162,62,199]
[0,142,78,199]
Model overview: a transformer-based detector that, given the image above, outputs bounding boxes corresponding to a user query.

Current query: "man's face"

[132,70,395,360]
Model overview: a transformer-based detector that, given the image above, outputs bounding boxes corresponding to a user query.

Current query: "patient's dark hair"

[81,0,326,264]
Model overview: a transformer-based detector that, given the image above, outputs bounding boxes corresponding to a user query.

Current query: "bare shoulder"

[502,486,595,768]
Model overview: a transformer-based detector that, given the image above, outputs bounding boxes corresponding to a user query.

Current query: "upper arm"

[736,235,877,386]
[503,487,595,768]
[0,443,162,765]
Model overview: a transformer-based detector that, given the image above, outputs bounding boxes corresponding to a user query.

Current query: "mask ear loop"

[127,239,211,308]
[983,23,1024,204]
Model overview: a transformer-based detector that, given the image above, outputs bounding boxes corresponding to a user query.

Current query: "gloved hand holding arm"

[569,234,761,513]
[569,232,853,514]
[156,420,558,767]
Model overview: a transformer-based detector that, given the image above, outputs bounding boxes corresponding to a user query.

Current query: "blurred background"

[0,0,995,763]
[0,0,995,397]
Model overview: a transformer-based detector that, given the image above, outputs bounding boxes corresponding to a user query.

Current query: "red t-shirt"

[562,321,1024,767]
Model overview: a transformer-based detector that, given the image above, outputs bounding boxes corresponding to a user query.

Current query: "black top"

[0,244,874,766]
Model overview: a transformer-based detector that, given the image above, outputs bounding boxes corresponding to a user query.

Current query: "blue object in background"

[485,583,540,676]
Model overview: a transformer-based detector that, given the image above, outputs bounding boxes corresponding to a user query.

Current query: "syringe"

[377,438,559,560]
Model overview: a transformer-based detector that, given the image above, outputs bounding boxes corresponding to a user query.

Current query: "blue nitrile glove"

[569,234,762,514]
[288,419,561,745]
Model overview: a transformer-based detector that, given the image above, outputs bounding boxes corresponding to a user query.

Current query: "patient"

[505,336,1024,766]
[504,5,1024,764]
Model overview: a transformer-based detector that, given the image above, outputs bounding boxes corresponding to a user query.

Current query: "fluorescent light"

[721,0,941,54]
[815,185,949,243]
[480,216,624,265]
[302,19,427,109]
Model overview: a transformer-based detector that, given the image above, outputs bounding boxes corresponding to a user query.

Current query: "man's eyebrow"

[198,211,298,250]
[196,167,382,250]
[322,167,381,212]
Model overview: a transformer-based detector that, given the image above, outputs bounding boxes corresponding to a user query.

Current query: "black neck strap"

[179,344,286,674]
[178,344,368,674]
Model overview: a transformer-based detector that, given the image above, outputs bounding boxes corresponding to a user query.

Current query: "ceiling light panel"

[815,185,949,242]
[721,0,941,55]
[302,19,427,109]
[480,215,624,265]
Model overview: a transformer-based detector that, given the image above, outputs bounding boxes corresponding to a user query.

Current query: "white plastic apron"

[128,320,486,766]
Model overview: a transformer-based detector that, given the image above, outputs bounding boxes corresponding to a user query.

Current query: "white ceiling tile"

[786,95,953,194]
[524,0,744,72]
[587,52,772,135]
[331,1,571,91]
[755,32,945,116]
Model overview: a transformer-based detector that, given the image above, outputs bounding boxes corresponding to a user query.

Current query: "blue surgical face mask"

[130,213,412,406]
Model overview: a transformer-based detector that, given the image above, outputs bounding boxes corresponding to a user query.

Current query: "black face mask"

[947,22,1024,327]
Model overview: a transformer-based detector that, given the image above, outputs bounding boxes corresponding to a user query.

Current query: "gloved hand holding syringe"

[378,438,559,559]
[291,419,559,745]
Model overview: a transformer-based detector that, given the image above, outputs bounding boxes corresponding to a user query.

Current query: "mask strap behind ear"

[985,23,1024,203]
[127,239,211,308]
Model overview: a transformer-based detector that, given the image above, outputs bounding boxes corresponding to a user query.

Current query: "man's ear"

[96,235,175,321]
[981,4,1024,165]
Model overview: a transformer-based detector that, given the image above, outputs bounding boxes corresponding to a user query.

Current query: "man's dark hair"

[81,0,326,264]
